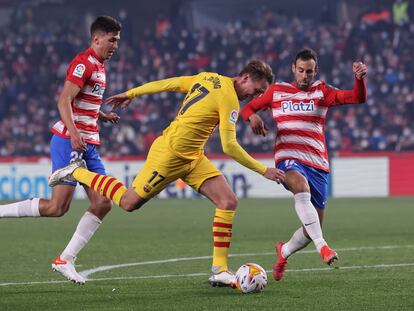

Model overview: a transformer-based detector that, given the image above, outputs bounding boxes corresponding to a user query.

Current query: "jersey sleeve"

[240,85,273,121]
[219,129,267,175]
[218,96,267,175]
[323,78,367,107]
[126,75,196,98]
[217,94,240,132]
[65,58,92,89]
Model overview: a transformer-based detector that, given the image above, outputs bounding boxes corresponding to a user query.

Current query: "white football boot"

[48,159,87,187]
[51,257,86,285]
[208,266,236,288]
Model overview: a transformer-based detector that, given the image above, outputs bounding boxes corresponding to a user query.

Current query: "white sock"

[281,227,312,258]
[60,211,102,262]
[0,198,40,217]
[294,192,326,252]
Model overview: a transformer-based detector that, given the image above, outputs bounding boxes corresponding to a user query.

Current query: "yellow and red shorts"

[132,136,221,199]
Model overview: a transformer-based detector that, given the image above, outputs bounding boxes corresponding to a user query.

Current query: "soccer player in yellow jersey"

[49,60,286,287]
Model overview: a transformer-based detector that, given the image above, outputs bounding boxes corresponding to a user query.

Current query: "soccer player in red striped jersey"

[0,16,121,284]
[241,48,367,281]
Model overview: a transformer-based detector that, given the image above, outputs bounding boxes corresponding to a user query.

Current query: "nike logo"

[304,221,316,226]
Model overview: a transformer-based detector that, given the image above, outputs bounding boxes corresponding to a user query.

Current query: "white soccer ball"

[235,263,267,294]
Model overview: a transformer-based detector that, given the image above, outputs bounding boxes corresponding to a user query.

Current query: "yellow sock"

[212,208,235,272]
[73,168,127,206]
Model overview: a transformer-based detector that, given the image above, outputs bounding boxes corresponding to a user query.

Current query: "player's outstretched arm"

[106,92,132,110]
[325,62,368,105]
[107,76,196,110]
[353,61,367,80]
[219,129,285,183]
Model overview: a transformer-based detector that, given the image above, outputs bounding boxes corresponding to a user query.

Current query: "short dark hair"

[239,60,274,84]
[90,16,122,36]
[294,48,318,65]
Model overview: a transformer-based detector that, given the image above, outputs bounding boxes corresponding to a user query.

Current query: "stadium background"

[0,0,412,199]
[0,1,413,310]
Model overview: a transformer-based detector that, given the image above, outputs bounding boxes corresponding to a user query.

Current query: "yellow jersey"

[126,72,266,175]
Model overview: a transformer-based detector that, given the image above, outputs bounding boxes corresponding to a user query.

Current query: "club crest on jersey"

[229,109,238,124]
[73,64,86,78]
[281,100,315,113]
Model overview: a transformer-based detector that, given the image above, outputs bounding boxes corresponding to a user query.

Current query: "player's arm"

[106,76,196,110]
[57,80,86,152]
[240,86,273,136]
[325,62,367,106]
[219,99,284,183]
[219,129,284,183]
[240,85,273,120]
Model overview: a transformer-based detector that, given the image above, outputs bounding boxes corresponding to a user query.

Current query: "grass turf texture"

[0,197,413,310]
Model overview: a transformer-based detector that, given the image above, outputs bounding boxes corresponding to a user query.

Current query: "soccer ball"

[235,263,267,294]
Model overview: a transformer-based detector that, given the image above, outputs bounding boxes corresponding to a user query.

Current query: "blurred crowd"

[0,1,413,158]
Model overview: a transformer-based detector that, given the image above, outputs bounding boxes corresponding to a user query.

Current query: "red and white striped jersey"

[51,48,106,145]
[241,79,366,172]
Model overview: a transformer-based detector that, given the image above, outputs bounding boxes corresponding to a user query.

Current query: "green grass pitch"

[0,197,413,310]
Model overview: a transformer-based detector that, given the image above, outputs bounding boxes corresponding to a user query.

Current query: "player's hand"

[100,111,120,124]
[353,62,367,80]
[106,92,133,110]
[71,131,87,153]
[248,114,269,137]
[263,168,285,184]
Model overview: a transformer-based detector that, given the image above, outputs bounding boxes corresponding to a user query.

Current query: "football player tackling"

[241,48,367,281]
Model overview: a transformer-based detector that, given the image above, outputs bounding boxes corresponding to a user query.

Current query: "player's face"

[292,59,317,90]
[94,31,120,60]
[236,74,269,101]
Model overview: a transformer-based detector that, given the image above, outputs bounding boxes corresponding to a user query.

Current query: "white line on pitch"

[1,262,414,287]
[80,244,414,278]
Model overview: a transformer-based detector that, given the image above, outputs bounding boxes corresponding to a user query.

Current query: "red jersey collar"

[87,47,104,64]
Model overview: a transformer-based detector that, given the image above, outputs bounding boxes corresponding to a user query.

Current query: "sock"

[60,211,102,262]
[73,168,127,206]
[281,227,312,258]
[212,208,235,272]
[293,192,326,252]
[0,198,40,217]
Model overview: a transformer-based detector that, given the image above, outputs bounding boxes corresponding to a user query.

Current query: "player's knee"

[120,197,143,212]
[218,195,238,211]
[122,201,142,212]
[291,183,310,194]
[120,191,146,212]
[89,198,112,218]
[46,202,69,217]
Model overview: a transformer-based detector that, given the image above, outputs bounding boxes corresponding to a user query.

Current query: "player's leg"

[307,169,338,265]
[50,136,187,212]
[184,157,236,287]
[283,166,328,253]
[273,160,332,280]
[51,185,112,285]
[0,184,75,218]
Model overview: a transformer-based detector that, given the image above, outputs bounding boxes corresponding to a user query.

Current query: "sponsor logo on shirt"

[91,83,105,96]
[229,109,238,124]
[281,100,315,113]
[73,64,86,78]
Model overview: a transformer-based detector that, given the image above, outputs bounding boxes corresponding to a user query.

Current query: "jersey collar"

[88,47,104,64]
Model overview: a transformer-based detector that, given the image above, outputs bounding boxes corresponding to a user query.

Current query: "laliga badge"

[229,109,238,125]
[73,64,86,78]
